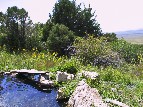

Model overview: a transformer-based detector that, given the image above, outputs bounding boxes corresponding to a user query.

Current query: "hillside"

[116,29,143,44]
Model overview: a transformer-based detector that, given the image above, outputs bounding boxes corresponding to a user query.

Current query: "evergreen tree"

[50,0,102,37]
[0,6,32,52]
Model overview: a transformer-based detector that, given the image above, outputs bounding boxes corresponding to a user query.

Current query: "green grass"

[0,38,143,107]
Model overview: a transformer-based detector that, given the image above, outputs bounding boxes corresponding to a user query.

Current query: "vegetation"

[50,0,102,37]
[47,24,75,56]
[0,0,143,107]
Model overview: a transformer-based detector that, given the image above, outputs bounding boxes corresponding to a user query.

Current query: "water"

[0,74,65,107]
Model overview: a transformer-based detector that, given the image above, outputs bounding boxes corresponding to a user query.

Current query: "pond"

[0,74,66,107]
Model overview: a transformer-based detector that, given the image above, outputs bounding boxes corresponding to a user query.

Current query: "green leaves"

[47,24,75,56]
[2,6,32,52]
[51,0,102,37]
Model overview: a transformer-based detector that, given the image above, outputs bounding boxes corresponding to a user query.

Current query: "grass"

[0,38,143,107]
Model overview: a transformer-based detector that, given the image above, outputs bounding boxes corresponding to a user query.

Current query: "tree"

[0,6,32,52]
[50,0,102,37]
[47,24,75,56]
[25,22,45,51]
[42,19,54,42]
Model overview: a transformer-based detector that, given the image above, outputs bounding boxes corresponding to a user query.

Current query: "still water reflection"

[0,74,64,107]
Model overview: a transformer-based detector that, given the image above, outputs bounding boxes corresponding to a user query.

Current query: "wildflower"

[52,52,56,56]
[32,52,36,58]
[42,53,45,58]
[32,48,35,51]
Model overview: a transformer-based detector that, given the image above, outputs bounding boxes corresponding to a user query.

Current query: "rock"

[40,80,54,86]
[105,99,129,107]
[39,73,50,82]
[4,72,11,74]
[68,80,108,107]
[11,73,18,77]
[56,71,74,82]
[67,74,74,80]
[56,87,66,100]
[82,70,99,80]
[10,69,18,73]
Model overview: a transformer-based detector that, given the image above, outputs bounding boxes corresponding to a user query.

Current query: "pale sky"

[0,0,143,32]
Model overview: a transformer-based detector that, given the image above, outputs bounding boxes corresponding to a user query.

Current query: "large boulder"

[68,80,108,107]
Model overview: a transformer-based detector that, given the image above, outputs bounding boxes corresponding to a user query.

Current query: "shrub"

[102,33,118,42]
[47,24,75,56]
[49,58,79,74]
[73,35,121,67]
[111,39,143,64]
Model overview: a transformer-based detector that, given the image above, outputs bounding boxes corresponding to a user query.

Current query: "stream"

[0,74,66,107]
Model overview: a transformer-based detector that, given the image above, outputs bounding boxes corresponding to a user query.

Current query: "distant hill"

[115,29,143,38]
[115,29,143,44]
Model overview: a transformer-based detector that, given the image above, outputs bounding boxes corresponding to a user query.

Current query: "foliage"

[25,23,46,51]
[0,49,59,71]
[102,32,118,42]
[0,6,32,52]
[42,20,54,42]
[0,3,142,107]
[0,33,7,47]
[111,39,143,64]
[47,24,75,56]
[85,65,143,107]
[58,79,79,98]
[73,35,121,67]
[50,0,102,37]
[0,46,143,106]
[49,57,79,74]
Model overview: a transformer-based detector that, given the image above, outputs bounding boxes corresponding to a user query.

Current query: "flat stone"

[10,69,46,74]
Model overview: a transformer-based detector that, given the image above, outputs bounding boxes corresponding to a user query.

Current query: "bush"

[102,33,118,42]
[111,39,143,64]
[73,35,121,67]
[47,24,75,56]
[49,58,79,74]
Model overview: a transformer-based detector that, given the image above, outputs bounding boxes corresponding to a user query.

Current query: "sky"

[0,0,143,32]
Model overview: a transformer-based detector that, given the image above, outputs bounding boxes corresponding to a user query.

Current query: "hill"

[115,29,143,44]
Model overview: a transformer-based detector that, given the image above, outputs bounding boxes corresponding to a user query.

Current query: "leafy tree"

[25,23,44,51]
[50,0,102,37]
[47,24,75,56]
[0,6,32,52]
[42,19,54,42]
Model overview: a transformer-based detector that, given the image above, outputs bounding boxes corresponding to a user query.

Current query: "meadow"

[0,36,143,107]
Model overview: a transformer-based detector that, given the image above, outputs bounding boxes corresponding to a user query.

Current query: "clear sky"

[0,0,143,32]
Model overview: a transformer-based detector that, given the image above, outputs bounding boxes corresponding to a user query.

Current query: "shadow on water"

[0,73,67,107]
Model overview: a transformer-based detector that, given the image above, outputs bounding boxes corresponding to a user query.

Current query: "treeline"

[0,0,116,55]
